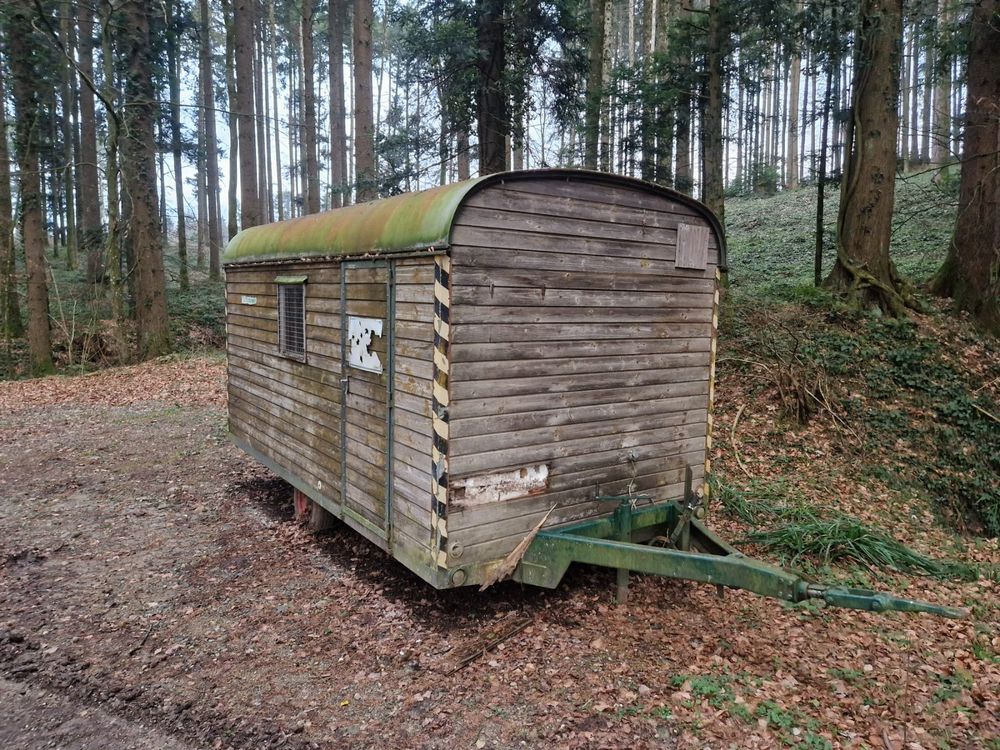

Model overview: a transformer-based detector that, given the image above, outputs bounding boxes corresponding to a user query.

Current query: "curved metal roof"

[222,169,728,269]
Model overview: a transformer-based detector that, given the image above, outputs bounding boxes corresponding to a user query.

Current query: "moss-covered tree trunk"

[930,0,1000,334]
[825,0,915,315]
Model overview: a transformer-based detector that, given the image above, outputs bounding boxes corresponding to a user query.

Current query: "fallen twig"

[440,614,532,675]
[128,625,153,657]
[971,402,1000,424]
[730,404,752,478]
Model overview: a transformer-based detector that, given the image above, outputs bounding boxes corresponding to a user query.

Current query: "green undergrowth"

[725,169,958,294]
[714,480,983,582]
[722,177,997,540]
[3,245,224,378]
[720,289,999,538]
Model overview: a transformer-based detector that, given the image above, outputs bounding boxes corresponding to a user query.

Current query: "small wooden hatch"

[223,169,727,588]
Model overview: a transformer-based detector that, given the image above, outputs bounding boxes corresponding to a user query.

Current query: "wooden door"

[340,261,392,539]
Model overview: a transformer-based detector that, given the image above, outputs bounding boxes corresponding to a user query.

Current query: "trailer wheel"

[293,488,337,532]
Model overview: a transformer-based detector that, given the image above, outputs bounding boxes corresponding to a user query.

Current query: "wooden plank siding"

[391,258,436,555]
[226,262,348,532]
[445,179,720,567]
[224,257,439,564]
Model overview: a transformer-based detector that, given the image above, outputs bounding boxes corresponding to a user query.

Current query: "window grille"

[278,283,306,359]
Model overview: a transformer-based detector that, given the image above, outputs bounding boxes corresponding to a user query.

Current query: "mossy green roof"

[223,176,490,265]
[222,170,728,268]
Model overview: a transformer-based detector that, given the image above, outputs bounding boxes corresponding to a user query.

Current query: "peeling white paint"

[451,464,549,507]
[348,316,383,373]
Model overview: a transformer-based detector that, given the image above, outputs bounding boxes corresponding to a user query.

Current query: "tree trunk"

[654,0,675,186]
[701,0,725,221]
[931,0,953,167]
[77,5,104,283]
[353,0,377,200]
[825,0,913,315]
[930,0,1000,332]
[815,58,834,287]
[254,4,270,221]
[900,22,911,172]
[787,1,802,189]
[121,0,170,359]
[476,0,507,175]
[200,0,223,279]
[59,1,77,271]
[8,2,53,373]
[259,10,273,222]
[269,3,286,217]
[920,31,932,163]
[223,0,240,238]
[328,0,348,207]
[196,100,208,269]
[166,0,189,290]
[301,0,321,214]
[234,0,261,227]
[457,129,471,180]
[289,13,300,215]
[100,0,127,350]
[0,71,23,338]
[584,0,607,170]
[909,22,920,164]
[598,0,613,172]
[674,2,692,194]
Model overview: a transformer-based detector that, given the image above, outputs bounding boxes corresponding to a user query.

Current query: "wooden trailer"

[223,169,726,589]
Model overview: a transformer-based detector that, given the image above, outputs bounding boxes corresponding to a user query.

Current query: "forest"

[0,0,996,374]
[0,0,999,748]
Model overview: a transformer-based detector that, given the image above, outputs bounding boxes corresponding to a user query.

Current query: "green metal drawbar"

[514,488,965,619]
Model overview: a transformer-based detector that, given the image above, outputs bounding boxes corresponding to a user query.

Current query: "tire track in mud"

[0,628,320,750]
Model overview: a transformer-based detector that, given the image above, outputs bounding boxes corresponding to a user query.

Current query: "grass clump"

[714,478,817,526]
[746,516,979,582]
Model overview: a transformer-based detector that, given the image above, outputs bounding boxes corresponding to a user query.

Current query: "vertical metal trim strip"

[704,267,721,502]
[339,261,348,519]
[385,261,396,545]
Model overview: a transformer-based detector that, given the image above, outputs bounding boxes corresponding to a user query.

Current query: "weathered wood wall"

[446,178,721,567]
[225,257,437,567]
[391,259,437,563]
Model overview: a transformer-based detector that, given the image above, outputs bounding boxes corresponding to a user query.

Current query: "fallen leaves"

[0,353,997,748]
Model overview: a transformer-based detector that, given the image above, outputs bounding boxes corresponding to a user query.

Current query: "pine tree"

[931,0,1000,332]
[6,1,53,373]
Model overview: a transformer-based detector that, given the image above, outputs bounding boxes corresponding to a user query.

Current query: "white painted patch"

[240,295,257,305]
[451,464,549,507]
[348,316,384,373]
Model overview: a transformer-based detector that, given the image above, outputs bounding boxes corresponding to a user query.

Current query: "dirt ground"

[1,355,997,750]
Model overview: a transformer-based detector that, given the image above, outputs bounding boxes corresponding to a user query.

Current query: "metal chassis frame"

[514,498,965,618]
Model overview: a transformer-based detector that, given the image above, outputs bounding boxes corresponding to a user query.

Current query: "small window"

[277,278,306,360]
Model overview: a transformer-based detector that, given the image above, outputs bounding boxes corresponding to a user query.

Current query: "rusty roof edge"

[222,169,728,270]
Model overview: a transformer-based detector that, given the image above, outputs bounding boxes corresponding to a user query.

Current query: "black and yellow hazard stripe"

[431,255,451,568]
